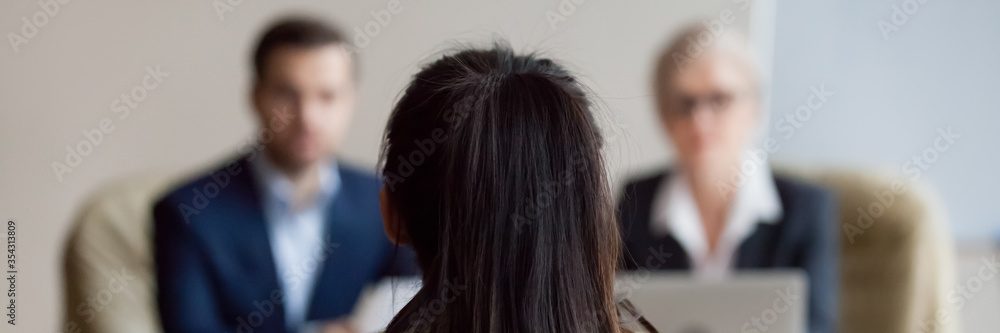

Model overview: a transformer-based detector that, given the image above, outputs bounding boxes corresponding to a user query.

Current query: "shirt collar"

[250,152,340,209]
[733,166,784,225]
[650,165,784,246]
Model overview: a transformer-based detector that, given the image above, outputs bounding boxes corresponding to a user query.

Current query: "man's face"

[253,44,356,170]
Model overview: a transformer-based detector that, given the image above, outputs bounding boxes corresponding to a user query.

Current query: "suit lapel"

[305,169,367,320]
[735,222,781,268]
[644,234,690,270]
[626,172,692,270]
[224,157,284,322]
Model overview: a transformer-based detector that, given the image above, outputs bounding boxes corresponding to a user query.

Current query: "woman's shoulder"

[771,173,839,241]
[772,173,837,212]
[619,169,672,200]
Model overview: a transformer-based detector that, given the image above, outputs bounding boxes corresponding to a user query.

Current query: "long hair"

[379,43,621,333]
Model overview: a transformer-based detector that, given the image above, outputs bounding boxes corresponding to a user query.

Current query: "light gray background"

[0,0,996,332]
[769,0,999,240]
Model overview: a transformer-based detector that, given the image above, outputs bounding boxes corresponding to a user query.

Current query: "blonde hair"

[652,23,761,114]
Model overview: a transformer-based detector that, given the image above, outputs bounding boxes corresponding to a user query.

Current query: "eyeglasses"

[662,90,746,119]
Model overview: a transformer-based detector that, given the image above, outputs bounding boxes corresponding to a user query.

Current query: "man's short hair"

[252,16,352,81]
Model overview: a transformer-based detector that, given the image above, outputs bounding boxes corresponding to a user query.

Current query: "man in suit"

[617,25,839,333]
[153,17,416,333]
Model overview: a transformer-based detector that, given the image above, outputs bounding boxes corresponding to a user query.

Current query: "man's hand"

[318,318,357,333]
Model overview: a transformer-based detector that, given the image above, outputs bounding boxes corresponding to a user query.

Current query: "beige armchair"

[62,169,958,333]
[62,175,178,333]
[775,168,959,333]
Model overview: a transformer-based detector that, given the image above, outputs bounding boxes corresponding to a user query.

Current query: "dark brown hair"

[380,43,621,333]
[252,16,351,81]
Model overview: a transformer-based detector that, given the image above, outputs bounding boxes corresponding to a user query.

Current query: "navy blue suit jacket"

[617,171,839,333]
[153,155,417,333]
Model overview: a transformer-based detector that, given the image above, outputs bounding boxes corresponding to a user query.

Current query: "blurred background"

[0,0,997,332]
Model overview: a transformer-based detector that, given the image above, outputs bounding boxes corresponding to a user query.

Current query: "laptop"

[616,271,808,333]
[354,271,807,333]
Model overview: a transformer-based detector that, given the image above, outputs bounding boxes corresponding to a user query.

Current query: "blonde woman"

[618,25,839,333]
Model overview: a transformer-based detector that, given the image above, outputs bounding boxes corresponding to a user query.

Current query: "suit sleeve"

[803,190,840,333]
[153,197,230,333]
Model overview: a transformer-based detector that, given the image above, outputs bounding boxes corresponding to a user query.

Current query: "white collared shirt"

[649,166,783,280]
[250,153,340,332]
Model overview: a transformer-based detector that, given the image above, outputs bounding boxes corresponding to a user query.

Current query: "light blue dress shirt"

[250,154,341,332]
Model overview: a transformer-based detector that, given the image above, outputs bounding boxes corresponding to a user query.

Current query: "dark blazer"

[618,170,839,333]
[153,155,417,333]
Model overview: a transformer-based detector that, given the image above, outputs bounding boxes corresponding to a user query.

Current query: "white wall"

[768,0,1000,240]
[0,0,748,331]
